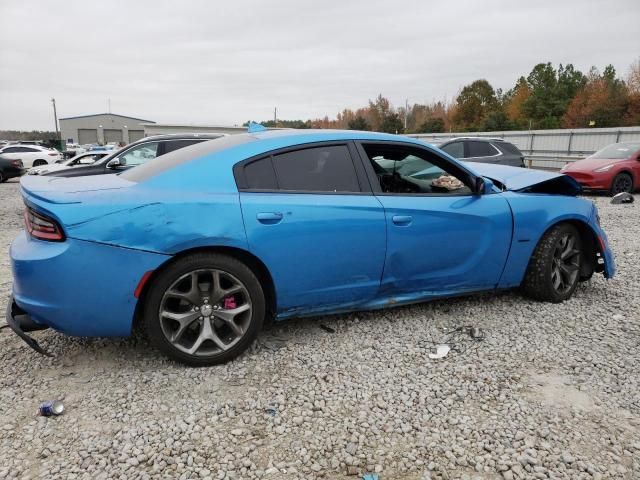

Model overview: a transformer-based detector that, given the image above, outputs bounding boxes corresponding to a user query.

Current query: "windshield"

[591,143,640,160]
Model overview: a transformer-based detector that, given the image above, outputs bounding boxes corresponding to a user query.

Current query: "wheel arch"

[132,245,277,332]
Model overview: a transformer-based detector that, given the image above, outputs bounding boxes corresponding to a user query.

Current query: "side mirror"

[106,158,123,169]
[475,177,494,195]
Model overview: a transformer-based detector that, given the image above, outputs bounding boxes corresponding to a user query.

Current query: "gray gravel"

[0,177,638,480]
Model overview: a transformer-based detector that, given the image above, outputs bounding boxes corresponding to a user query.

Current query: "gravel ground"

[0,177,638,480]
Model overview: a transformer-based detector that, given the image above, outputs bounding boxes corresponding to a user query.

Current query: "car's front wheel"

[610,172,633,195]
[144,253,265,366]
[522,223,582,303]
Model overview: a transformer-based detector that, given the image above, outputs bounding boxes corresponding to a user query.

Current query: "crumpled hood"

[462,162,581,195]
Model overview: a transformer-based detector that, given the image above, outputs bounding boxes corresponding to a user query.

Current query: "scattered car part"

[611,192,634,204]
[428,344,451,359]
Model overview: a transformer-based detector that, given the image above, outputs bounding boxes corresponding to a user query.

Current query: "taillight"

[23,207,65,241]
[12,159,22,167]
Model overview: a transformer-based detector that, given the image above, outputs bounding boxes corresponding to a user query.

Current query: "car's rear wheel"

[0,172,5,183]
[610,172,633,195]
[522,223,582,303]
[32,159,47,167]
[144,253,265,366]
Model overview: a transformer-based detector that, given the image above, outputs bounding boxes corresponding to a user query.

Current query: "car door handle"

[256,212,283,224]
[392,215,412,226]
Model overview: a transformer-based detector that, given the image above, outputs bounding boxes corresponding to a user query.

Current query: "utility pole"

[108,98,111,113]
[274,107,277,127]
[404,99,409,131]
[51,98,60,147]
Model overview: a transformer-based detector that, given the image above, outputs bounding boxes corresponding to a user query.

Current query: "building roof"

[59,113,156,123]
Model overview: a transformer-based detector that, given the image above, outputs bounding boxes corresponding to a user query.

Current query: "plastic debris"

[611,192,634,204]
[362,474,380,480]
[428,344,451,359]
[320,324,336,333]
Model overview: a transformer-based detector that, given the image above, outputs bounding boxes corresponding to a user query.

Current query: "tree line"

[253,59,640,134]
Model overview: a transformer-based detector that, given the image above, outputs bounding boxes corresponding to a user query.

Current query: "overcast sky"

[1,0,638,130]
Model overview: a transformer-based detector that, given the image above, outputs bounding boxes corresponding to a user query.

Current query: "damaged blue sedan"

[7,128,615,365]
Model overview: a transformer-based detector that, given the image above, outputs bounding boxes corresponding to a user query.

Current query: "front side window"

[441,141,464,158]
[119,142,160,167]
[362,143,472,195]
[271,145,360,192]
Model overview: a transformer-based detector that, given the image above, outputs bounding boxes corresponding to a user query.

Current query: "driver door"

[357,141,513,296]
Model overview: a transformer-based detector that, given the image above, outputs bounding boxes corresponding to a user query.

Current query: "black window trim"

[234,141,373,196]
[354,140,480,198]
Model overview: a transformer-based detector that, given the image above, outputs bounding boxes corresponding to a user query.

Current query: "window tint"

[119,142,160,167]
[467,141,497,158]
[2,147,20,153]
[271,145,360,192]
[245,157,278,189]
[23,147,39,152]
[162,139,203,155]
[440,142,464,158]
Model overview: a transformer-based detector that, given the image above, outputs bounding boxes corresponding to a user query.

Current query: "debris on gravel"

[0,179,638,479]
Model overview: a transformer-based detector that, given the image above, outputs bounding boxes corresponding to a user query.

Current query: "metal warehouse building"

[59,113,156,145]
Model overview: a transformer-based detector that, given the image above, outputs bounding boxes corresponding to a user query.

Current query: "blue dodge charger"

[6,128,615,365]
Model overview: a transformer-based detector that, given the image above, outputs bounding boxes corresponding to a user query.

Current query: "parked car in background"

[561,142,640,195]
[46,133,226,177]
[62,143,86,159]
[0,144,61,168]
[0,155,25,182]
[28,151,110,175]
[431,137,525,167]
[7,129,615,365]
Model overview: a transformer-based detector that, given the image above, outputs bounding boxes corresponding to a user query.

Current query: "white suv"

[0,144,61,168]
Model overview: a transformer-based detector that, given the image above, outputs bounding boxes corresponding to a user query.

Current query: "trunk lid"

[20,174,134,204]
[463,162,581,195]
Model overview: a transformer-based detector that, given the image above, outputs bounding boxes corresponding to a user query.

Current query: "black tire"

[0,172,5,183]
[144,253,265,366]
[522,223,582,303]
[32,159,47,167]
[610,172,633,195]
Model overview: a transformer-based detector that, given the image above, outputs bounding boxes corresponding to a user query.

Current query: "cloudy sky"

[1,0,638,130]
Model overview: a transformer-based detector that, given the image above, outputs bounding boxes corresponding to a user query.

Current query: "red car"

[561,142,640,195]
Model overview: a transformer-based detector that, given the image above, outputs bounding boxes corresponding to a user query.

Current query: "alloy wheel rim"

[159,269,252,356]
[551,233,580,294]
[613,176,632,194]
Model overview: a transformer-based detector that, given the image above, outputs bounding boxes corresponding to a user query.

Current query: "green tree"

[379,113,404,134]
[347,116,371,131]
[416,117,445,133]
[453,79,498,130]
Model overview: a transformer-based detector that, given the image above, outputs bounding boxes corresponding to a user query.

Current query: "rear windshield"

[591,143,640,159]
[120,134,255,182]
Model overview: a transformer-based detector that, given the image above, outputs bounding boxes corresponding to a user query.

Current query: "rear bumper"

[2,166,26,179]
[10,231,170,337]
[5,295,52,356]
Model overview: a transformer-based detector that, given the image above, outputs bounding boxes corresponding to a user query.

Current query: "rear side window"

[497,142,523,155]
[467,141,497,158]
[245,157,278,189]
[271,145,360,192]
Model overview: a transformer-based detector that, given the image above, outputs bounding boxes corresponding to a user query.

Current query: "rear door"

[357,141,513,296]
[236,142,387,313]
